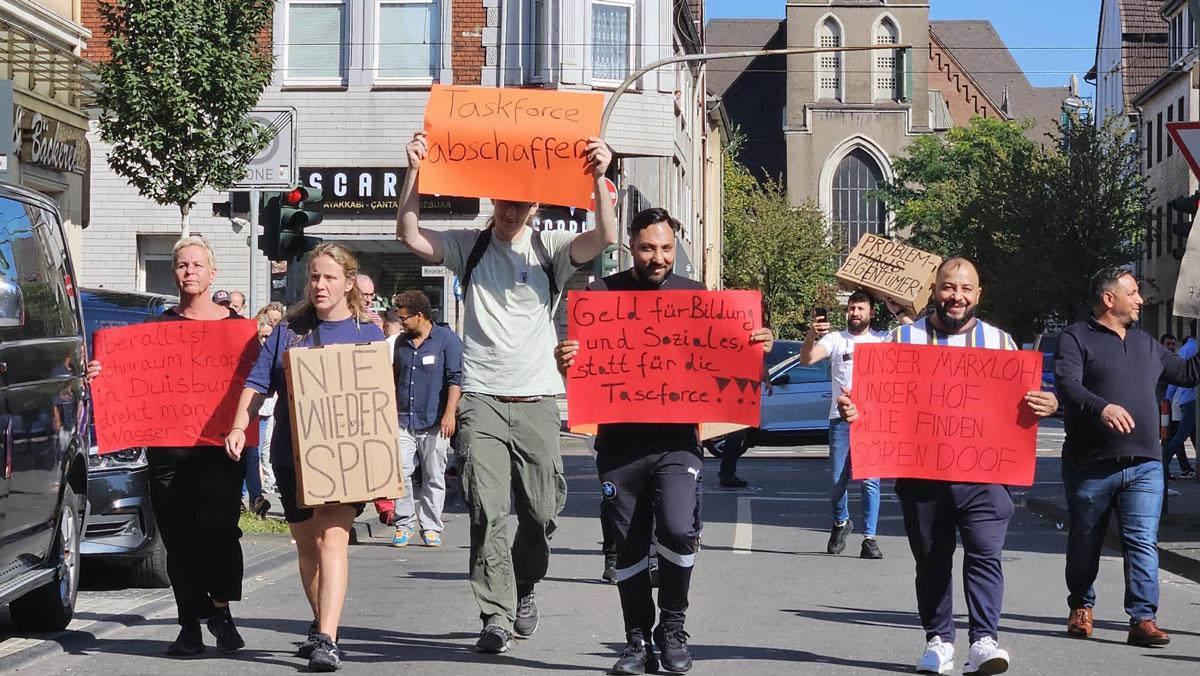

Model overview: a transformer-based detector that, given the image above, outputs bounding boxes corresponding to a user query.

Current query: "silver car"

[705,354,832,457]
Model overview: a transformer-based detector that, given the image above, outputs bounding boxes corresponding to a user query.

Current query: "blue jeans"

[1163,401,1195,473]
[242,418,268,502]
[829,419,880,537]
[1063,459,1163,622]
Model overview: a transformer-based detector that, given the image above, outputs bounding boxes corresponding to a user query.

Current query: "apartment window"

[1158,209,1166,258]
[817,18,842,101]
[285,0,347,81]
[1158,111,1164,163]
[592,0,633,83]
[1146,122,1152,168]
[1169,105,1175,157]
[529,0,551,81]
[1180,96,1187,123]
[375,0,441,81]
[874,18,899,101]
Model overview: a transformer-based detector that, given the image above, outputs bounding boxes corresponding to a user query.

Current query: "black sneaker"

[1182,469,1197,480]
[206,606,245,653]
[718,475,747,488]
[514,588,540,638]
[308,633,341,672]
[827,519,853,555]
[653,625,692,673]
[475,624,513,653]
[602,558,618,584]
[166,623,205,657]
[298,621,321,658]
[251,496,272,518]
[612,634,660,675]
[859,538,883,560]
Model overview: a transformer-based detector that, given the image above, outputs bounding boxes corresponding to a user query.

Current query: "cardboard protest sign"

[420,85,604,210]
[849,343,1042,485]
[566,290,764,427]
[835,234,942,315]
[284,341,404,507]
[1173,229,1200,319]
[91,320,259,453]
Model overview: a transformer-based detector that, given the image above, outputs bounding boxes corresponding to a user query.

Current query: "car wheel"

[128,534,170,588]
[10,485,82,632]
[704,431,750,459]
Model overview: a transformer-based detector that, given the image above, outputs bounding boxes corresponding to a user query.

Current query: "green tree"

[722,132,840,338]
[876,114,1147,340]
[97,0,276,235]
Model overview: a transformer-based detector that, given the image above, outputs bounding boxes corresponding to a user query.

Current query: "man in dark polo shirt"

[1054,267,1200,647]
[556,208,772,674]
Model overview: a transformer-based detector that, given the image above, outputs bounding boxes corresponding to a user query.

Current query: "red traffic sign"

[590,177,619,212]
[1167,122,1200,179]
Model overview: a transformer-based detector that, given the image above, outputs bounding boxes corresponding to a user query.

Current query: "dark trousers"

[148,447,246,626]
[895,479,1014,644]
[598,446,703,636]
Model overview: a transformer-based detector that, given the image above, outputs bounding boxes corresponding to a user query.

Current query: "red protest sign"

[420,85,604,209]
[849,343,1042,486]
[91,320,260,453]
[565,290,763,427]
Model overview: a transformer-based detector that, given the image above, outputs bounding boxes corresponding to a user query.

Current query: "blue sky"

[706,0,1101,90]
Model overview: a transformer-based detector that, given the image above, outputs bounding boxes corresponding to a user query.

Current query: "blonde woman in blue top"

[225,243,385,672]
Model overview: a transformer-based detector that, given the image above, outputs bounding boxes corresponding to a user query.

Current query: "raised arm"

[396,131,446,263]
[799,316,832,365]
[569,138,619,266]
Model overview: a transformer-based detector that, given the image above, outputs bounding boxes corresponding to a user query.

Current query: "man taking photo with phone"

[799,291,888,558]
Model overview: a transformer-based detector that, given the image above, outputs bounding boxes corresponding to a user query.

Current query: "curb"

[1023,495,1200,586]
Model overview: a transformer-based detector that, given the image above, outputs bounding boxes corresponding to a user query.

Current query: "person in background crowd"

[397,129,617,654]
[240,317,275,518]
[388,290,463,549]
[838,257,1058,676]
[93,237,250,658]
[356,274,384,330]
[800,290,887,560]
[212,289,232,308]
[1164,329,1197,480]
[256,302,285,327]
[556,207,773,674]
[1056,272,1200,648]
[228,291,246,316]
[226,243,386,672]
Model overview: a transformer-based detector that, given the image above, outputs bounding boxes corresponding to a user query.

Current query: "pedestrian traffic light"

[595,244,619,278]
[279,185,324,259]
[1168,191,1200,238]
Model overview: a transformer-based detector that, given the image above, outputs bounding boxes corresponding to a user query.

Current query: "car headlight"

[87,446,148,471]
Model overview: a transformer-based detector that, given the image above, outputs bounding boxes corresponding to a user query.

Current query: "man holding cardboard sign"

[838,258,1058,676]
[397,97,618,653]
[226,243,389,672]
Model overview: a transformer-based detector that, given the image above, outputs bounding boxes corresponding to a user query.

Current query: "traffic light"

[258,185,324,261]
[279,185,324,258]
[1168,191,1199,238]
[594,244,619,278]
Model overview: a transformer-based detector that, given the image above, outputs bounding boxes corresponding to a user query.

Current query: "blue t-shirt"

[245,315,386,467]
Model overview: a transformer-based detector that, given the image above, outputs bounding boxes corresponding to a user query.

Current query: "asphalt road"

[2,420,1198,674]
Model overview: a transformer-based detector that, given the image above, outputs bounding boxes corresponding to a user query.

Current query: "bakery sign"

[12,106,86,175]
[300,167,480,216]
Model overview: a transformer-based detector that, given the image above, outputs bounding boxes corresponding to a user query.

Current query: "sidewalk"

[1022,455,1200,584]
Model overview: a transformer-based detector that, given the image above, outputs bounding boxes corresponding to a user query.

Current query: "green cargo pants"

[457,393,568,630]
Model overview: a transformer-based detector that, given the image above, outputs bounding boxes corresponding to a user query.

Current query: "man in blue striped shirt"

[839,257,1058,676]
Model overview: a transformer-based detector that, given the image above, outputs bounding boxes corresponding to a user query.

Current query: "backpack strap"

[460,226,493,301]
[530,228,560,299]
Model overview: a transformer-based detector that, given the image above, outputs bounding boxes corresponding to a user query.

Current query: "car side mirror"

[0,277,24,329]
[771,373,790,386]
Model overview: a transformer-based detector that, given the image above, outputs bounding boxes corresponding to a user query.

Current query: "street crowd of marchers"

[80,132,1200,676]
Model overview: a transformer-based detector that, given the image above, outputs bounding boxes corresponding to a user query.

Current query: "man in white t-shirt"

[396,130,618,654]
[800,290,888,559]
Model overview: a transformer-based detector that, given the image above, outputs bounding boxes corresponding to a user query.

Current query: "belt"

[1110,456,1150,466]
[493,395,544,403]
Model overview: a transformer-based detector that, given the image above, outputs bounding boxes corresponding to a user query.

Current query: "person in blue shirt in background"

[1164,326,1197,480]
[226,242,385,673]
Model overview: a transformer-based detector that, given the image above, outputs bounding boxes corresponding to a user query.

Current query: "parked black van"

[0,182,89,631]
[79,288,174,587]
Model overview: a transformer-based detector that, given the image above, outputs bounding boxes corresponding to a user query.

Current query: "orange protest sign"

[849,343,1042,486]
[420,85,604,209]
[91,320,260,453]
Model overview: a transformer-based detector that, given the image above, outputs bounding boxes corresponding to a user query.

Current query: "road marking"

[733,497,753,555]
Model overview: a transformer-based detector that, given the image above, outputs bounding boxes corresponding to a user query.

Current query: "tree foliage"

[97,0,276,233]
[876,114,1147,340]
[722,131,840,338]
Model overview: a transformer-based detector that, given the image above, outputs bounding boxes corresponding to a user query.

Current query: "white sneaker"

[963,636,1009,675]
[915,636,954,674]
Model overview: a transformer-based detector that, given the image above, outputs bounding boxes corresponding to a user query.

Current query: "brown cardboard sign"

[284,341,404,508]
[835,234,943,314]
[1173,230,1200,319]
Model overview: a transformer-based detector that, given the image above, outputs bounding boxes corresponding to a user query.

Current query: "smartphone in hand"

[813,307,828,321]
